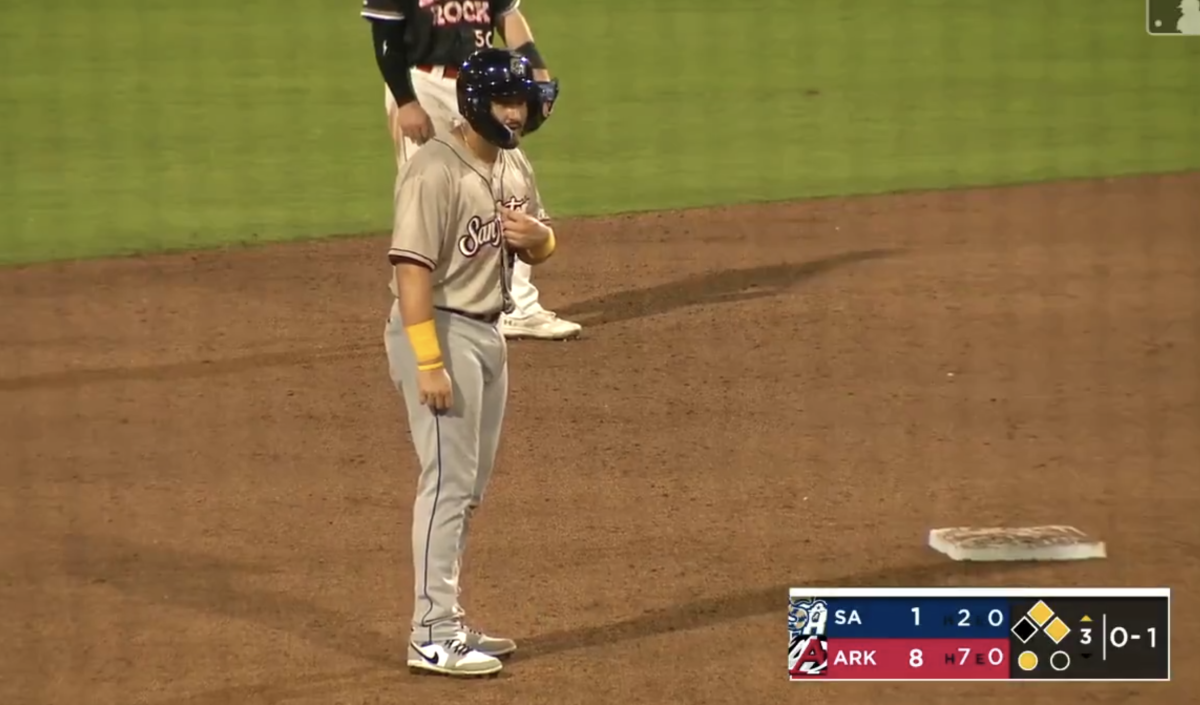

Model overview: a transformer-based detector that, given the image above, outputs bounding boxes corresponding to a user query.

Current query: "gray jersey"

[388,135,547,316]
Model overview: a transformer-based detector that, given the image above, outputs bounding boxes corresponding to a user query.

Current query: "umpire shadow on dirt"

[557,248,900,329]
[0,345,375,392]
[0,250,897,392]
[68,533,1033,705]
[510,559,1032,663]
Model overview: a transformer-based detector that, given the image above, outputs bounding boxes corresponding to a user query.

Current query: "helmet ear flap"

[523,79,559,135]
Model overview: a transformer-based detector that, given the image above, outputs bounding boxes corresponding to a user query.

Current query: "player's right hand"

[394,101,435,145]
[500,208,551,250]
[417,367,454,412]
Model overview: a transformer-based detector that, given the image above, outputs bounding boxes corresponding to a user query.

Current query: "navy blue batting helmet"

[456,48,557,149]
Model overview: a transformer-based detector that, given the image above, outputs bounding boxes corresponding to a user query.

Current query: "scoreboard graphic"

[787,588,1170,682]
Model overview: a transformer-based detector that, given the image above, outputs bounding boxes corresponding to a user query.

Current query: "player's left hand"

[501,208,551,250]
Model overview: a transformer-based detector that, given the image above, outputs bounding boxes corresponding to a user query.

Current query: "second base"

[928,525,1107,562]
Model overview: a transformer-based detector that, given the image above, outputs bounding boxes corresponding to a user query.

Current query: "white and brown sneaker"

[500,311,582,340]
[407,633,503,677]
[464,626,517,657]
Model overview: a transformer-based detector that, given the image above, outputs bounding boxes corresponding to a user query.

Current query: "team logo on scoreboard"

[788,597,830,677]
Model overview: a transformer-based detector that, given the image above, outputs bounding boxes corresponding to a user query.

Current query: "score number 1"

[911,607,1005,627]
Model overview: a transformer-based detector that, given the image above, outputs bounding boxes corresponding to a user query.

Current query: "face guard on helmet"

[456,48,557,150]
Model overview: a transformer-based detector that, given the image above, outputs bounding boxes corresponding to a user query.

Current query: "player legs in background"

[502,253,581,340]
[384,70,583,342]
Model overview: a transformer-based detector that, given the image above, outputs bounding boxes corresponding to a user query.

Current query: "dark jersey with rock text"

[361,0,521,68]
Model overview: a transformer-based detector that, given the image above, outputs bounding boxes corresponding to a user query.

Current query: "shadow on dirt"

[0,346,375,393]
[558,248,900,329]
[0,249,898,393]
[62,532,1028,705]
[512,560,1029,663]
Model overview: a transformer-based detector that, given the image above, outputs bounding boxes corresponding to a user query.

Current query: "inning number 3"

[474,29,493,47]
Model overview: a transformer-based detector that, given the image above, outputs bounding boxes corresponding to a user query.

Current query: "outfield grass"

[1,0,1197,265]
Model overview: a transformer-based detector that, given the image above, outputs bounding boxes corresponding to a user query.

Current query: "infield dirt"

[1,173,1197,704]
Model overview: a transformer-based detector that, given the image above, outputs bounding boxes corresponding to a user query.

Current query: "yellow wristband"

[526,227,556,263]
[405,320,443,368]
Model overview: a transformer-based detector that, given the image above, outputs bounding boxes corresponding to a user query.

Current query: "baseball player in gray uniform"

[383,48,559,678]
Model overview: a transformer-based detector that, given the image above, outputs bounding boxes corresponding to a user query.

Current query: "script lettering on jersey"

[421,0,492,26]
[458,215,502,257]
[457,197,528,257]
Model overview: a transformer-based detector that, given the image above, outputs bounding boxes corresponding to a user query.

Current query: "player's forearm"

[500,11,535,49]
[370,18,418,105]
[394,263,443,370]
[518,227,557,265]
[395,263,436,326]
[501,11,551,80]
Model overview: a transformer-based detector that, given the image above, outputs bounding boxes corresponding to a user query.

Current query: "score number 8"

[909,648,1005,668]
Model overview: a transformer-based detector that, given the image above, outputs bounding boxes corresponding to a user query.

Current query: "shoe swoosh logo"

[413,645,440,665]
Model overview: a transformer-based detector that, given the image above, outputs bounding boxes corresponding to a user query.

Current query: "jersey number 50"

[474,29,493,47]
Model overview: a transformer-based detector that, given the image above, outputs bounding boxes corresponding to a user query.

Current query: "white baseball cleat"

[500,310,582,340]
[407,633,503,677]
[464,626,517,657]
